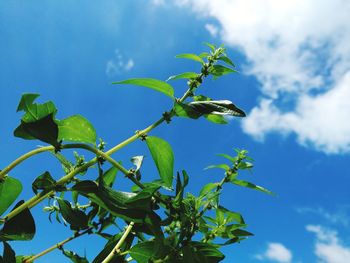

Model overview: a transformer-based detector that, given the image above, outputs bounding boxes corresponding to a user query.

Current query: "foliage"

[0,44,272,262]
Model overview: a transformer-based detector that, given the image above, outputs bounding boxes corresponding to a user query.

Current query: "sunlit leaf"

[176,53,204,64]
[231,179,274,195]
[113,78,174,98]
[0,177,22,216]
[146,136,174,188]
[167,72,198,81]
[58,115,97,144]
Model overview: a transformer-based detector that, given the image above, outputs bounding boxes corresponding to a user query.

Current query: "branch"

[102,222,134,263]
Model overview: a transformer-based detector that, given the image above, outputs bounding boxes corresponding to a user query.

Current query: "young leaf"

[167,72,198,81]
[205,164,230,171]
[218,56,235,67]
[0,200,36,241]
[16,93,40,112]
[113,78,174,98]
[204,42,216,52]
[200,183,219,197]
[131,156,144,173]
[176,53,204,64]
[32,171,56,195]
[146,136,174,188]
[231,179,274,195]
[58,114,97,144]
[0,177,22,216]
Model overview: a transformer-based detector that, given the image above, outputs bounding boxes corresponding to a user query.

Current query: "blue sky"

[1,1,350,262]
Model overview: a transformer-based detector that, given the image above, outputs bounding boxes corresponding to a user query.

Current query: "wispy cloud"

[307,225,350,263]
[256,242,293,263]
[106,49,134,77]
[169,0,350,154]
[205,23,219,37]
[296,206,350,227]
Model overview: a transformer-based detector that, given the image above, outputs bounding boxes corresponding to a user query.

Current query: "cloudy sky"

[0,1,349,262]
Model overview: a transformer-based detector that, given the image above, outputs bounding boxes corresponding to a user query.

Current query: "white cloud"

[205,23,219,37]
[296,206,350,227]
[307,225,350,263]
[256,242,293,263]
[171,0,350,154]
[106,49,134,76]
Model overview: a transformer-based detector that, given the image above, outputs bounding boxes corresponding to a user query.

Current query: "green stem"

[102,222,134,263]
[23,227,92,263]
[0,146,54,180]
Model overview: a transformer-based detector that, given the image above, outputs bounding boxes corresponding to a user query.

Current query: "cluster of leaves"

[0,44,272,262]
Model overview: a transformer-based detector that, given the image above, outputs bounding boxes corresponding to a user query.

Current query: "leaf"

[0,201,36,241]
[103,166,119,187]
[237,161,253,170]
[129,241,169,263]
[200,183,219,197]
[205,164,230,171]
[189,100,246,117]
[61,249,89,263]
[14,114,59,147]
[174,102,202,119]
[2,242,16,263]
[218,56,235,67]
[204,42,216,52]
[167,72,198,81]
[210,65,237,78]
[125,185,160,207]
[216,153,236,163]
[32,171,56,195]
[204,114,228,124]
[146,136,174,188]
[176,53,204,64]
[182,241,225,263]
[57,198,88,230]
[113,78,174,98]
[231,179,274,195]
[58,115,97,144]
[0,177,22,216]
[16,93,40,112]
[131,156,144,174]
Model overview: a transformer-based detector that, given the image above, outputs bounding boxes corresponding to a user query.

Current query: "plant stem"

[102,221,134,263]
[0,146,54,180]
[23,227,92,263]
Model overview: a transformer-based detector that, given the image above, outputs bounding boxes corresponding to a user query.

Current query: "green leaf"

[32,171,56,195]
[57,198,88,230]
[58,114,97,144]
[218,56,235,67]
[174,102,202,119]
[0,177,22,216]
[0,200,36,241]
[204,114,228,124]
[167,72,198,81]
[146,136,174,188]
[2,242,16,263]
[237,161,253,170]
[14,114,59,147]
[231,179,274,195]
[16,93,40,112]
[102,166,119,187]
[113,78,174,98]
[204,42,216,52]
[205,164,230,171]
[176,53,204,64]
[182,241,225,263]
[61,248,89,263]
[200,183,219,197]
[129,241,169,263]
[216,153,236,163]
[210,65,237,78]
